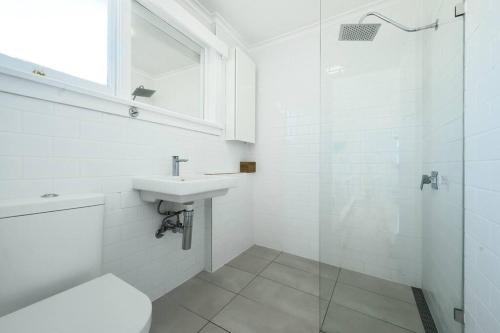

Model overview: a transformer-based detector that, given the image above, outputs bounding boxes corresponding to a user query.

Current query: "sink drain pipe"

[155,201,194,250]
[182,204,194,250]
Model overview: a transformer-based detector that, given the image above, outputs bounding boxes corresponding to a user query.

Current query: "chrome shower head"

[339,23,381,41]
[132,85,156,100]
[338,12,439,42]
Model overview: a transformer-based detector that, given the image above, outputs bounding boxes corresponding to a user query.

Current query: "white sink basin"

[133,175,237,203]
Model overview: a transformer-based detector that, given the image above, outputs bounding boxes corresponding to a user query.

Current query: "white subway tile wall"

[464,0,500,332]
[0,91,252,300]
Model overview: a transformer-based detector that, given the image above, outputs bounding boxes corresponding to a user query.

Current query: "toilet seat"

[0,274,152,333]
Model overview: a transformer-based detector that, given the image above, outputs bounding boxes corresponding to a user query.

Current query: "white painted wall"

[251,28,320,260]
[420,0,464,332]
[463,0,500,332]
[0,91,251,301]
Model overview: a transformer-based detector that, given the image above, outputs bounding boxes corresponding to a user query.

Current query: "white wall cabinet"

[226,47,256,143]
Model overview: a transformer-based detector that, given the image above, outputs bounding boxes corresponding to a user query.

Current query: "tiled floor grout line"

[192,276,239,296]
[205,324,230,333]
[196,321,230,333]
[271,256,322,275]
[256,274,324,299]
[207,322,231,333]
[196,322,210,333]
[320,267,341,330]
[175,302,214,323]
[269,260,319,274]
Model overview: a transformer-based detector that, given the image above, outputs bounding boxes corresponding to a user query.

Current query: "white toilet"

[0,194,152,333]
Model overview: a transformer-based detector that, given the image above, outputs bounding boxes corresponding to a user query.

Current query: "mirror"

[131,1,204,119]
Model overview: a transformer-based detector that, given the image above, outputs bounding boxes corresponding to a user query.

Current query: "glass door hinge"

[455,3,465,17]
[454,308,465,324]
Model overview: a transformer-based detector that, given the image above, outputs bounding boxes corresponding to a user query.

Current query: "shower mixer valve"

[421,171,439,190]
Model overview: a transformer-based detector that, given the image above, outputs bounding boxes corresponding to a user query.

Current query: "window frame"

[0,0,229,136]
[0,0,118,95]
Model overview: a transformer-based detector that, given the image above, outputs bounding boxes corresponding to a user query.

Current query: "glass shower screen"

[319,1,464,332]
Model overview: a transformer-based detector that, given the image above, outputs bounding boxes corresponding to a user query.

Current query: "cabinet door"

[235,49,256,143]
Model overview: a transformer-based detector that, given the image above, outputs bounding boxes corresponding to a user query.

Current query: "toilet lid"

[0,274,152,333]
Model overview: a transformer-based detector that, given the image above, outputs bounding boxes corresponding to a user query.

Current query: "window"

[0,0,115,92]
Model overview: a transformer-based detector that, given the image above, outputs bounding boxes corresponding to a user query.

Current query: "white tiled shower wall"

[0,91,252,300]
[464,0,500,332]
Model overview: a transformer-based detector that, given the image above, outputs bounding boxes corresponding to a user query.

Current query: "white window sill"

[0,67,224,136]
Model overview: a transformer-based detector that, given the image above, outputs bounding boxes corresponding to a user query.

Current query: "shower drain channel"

[412,287,439,333]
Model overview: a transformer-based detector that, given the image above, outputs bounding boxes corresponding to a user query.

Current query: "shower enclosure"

[319,0,464,332]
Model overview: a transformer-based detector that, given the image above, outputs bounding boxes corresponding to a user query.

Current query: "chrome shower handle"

[421,174,432,190]
[421,171,439,190]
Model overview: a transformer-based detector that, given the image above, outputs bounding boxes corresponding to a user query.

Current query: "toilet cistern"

[172,156,188,176]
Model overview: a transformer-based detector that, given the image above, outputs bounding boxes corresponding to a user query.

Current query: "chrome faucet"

[172,156,189,176]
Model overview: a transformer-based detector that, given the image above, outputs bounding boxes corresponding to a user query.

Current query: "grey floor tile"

[167,278,235,320]
[151,296,207,333]
[320,276,336,301]
[320,262,341,280]
[260,262,324,297]
[197,266,255,293]
[245,245,281,260]
[240,276,320,329]
[333,283,424,333]
[322,303,414,333]
[199,323,229,333]
[227,253,271,274]
[213,295,316,333]
[339,269,415,303]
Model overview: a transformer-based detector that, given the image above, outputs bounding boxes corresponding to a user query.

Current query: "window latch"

[32,69,46,77]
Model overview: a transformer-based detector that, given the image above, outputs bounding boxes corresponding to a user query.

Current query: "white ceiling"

[197,0,377,46]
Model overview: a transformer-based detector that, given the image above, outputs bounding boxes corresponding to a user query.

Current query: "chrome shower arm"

[359,12,438,32]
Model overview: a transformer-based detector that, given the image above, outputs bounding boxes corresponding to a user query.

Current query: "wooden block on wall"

[240,162,256,173]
